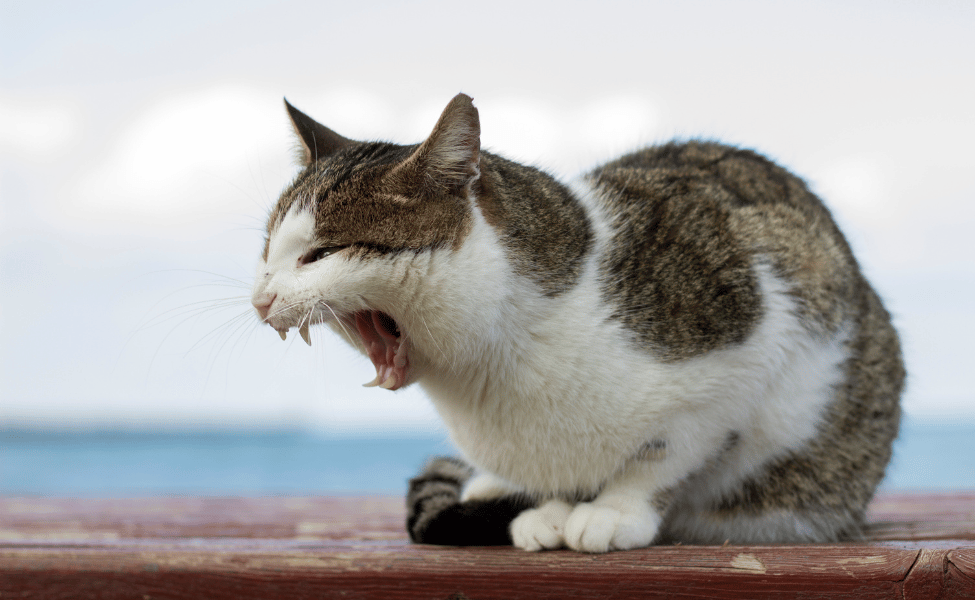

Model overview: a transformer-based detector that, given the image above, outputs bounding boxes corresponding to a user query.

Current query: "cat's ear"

[284,98,355,166]
[399,93,481,195]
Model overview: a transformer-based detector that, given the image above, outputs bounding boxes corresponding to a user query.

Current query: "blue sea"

[1,419,972,495]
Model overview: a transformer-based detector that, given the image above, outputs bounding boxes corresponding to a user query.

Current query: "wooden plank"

[903,549,948,600]
[0,497,405,541]
[0,542,921,599]
[3,493,973,543]
[1,493,974,599]
[865,492,975,542]
[947,549,975,599]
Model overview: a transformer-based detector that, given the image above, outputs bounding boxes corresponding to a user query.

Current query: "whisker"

[137,268,254,289]
[184,309,257,357]
[265,300,304,324]
[199,311,263,393]
[136,296,252,333]
[129,283,249,336]
[321,302,354,340]
[417,312,458,378]
[118,274,254,362]
[147,300,250,367]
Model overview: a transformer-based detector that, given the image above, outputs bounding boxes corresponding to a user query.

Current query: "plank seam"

[947,553,975,585]
[900,549,923,600]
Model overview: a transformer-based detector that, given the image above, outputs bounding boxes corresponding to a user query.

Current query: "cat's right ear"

[395,93,481,197]
[284,98,355,166]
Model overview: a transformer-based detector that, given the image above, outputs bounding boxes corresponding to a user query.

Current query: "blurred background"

[1,0,973,495]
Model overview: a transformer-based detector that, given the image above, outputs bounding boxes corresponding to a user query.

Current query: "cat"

[251,93,904,552]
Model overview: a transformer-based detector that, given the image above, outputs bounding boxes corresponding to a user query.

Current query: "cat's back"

[589,140,820,213]
[585,140,874,361]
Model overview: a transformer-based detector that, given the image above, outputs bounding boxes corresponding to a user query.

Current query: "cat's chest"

[409,255,845,497]
[415,285,675,494]
[401,205,676,493]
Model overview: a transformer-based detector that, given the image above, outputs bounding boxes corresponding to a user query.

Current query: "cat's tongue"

[355,311,408,391]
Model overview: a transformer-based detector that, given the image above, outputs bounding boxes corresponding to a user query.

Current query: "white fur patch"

[251,205,317,325]
[461,471,521,503]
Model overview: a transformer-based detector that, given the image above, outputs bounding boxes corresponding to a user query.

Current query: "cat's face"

[251,94,481,390]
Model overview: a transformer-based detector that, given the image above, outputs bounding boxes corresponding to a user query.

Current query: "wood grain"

[2,493,974,599]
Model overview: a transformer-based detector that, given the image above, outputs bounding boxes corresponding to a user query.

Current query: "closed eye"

[299,245,347,266]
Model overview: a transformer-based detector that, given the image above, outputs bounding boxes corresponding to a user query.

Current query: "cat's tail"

[406,456,535,546]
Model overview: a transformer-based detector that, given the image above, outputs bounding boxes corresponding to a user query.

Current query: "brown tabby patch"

[474,153,593,296]
[589,141,869,360]
[264,141,474,260]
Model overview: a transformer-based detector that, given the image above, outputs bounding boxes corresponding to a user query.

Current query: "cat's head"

[251,94,482,391]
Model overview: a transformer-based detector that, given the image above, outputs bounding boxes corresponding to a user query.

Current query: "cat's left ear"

[397,93,481,196]
[284,98,355,166]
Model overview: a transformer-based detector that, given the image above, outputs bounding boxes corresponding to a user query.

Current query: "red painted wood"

[0,496,405,541]
[866,492,975,542]
[947,549,975,599]
[1,493,974,599]
[952,548,975,577]
[903,549,947,600]
[0,543,921,599]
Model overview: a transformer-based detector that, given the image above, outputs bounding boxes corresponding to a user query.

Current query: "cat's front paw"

[510,499,573,552]
[564,500,661,553]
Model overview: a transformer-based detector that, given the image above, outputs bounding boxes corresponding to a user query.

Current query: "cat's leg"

[563,461,664,552]
[407,456,473,543]
[510,498,574,551]
[407,457,534,546]
[465,472,575,551]
[563,432,728,553]
[462,470,568,549]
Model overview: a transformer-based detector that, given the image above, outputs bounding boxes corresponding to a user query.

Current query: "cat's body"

[252,94,903,552]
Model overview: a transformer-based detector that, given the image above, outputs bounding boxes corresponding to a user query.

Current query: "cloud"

[58,86,294,234]
[0,97,82,159]
[474,94,657,173]
[577,95,656,157]
[300,88,398,140]
[810,154,897,229]
[54,87,659,237]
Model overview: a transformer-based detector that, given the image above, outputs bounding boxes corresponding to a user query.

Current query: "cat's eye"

[300,246,346,265]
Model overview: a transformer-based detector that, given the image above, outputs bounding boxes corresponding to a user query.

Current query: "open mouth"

[354,310,409,391]
[273,309,409,391]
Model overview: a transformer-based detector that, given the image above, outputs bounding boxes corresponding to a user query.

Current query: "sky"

[1,0,973,433]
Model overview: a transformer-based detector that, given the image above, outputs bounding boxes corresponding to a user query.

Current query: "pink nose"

[252,293,276,321]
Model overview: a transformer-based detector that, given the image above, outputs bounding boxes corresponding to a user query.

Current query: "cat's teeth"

[299,324,311,346]
[379,372,398,390]
[278,329,287,341]
[363,372,382,388]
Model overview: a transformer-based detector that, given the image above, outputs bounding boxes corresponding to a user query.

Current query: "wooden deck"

[1,493,973,599]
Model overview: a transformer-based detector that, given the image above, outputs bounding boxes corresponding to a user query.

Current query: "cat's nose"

[252,292,276,321]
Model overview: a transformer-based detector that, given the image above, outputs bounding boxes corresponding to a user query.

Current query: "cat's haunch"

[252,93,903,552]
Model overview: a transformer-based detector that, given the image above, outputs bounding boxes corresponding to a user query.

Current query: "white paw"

[564,500,660,553]
[510,499,573,552]
[461,472,518,502]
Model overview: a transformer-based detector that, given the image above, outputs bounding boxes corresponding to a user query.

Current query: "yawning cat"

[251,93,903,552]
